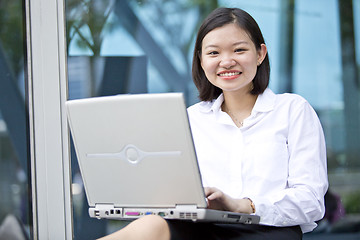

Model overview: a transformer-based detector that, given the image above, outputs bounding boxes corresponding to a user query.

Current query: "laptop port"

[125,211,141,216]
[227,214,240,220]
[244,218,252,224]
[94,210,100,217]
[158,212,167,217]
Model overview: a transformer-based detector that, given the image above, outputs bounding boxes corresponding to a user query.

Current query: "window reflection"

[66,0,360,239]
[0,1,32,239]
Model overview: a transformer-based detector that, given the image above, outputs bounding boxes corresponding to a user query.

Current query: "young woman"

[98,7,328,240]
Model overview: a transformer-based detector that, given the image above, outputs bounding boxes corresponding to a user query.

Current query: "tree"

[338,0,360,167]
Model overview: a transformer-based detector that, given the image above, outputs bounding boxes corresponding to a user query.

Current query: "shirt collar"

[198,94,224,113]
[198,88,276,114]
[252,88,276,113]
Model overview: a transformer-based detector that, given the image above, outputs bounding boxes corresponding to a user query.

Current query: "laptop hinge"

[175,204,197,210]
[94,203,115,208]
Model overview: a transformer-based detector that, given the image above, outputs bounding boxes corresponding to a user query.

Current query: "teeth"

[219,72,240,77]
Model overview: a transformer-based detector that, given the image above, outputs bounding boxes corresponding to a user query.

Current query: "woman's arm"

[250,100,328,230]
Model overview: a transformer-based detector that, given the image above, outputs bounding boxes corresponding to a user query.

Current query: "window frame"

[26,0,72,238]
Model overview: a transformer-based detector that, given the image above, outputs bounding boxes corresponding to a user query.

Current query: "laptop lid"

[66,93,207,209]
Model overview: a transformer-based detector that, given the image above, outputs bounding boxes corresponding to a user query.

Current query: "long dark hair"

[192,8,270,101]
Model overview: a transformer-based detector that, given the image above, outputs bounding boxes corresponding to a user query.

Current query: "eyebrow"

[203,41,250,50]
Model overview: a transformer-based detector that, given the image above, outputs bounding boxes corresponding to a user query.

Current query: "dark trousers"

[166,220,303,240]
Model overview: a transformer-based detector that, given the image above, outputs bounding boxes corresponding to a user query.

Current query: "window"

[0,1,32,239]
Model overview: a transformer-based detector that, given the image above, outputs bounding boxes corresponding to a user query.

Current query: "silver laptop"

[66,93,260,224]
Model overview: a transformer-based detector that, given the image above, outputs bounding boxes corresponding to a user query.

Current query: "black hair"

[192,8,270,101]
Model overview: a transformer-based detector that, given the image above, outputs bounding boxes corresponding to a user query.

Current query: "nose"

[219,55,236,69]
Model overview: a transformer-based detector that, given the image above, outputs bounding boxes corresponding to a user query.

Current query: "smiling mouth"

[218,71,241,77]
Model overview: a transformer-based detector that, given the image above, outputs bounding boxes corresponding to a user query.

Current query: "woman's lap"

[166,220,302,240]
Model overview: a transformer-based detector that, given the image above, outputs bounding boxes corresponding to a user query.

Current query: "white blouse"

[187,88,328,233]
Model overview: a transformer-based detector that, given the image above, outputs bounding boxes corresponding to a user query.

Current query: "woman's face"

[200,23,267,94]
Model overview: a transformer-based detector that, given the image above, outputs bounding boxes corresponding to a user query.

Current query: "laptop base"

[89,204,260,224]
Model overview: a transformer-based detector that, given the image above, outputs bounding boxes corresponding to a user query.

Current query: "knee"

[129,215,170,240]
[138,215,169,230]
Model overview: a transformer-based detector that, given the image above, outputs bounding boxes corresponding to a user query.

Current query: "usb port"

[94,210,100,217]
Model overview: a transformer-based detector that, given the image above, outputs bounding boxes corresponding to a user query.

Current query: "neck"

[222,90,257,113]
[221,90,258,128]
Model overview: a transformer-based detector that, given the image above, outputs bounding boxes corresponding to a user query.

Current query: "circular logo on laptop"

[126,146,140,164]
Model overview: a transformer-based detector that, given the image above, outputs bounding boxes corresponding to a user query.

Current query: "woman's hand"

[204,187,254,214]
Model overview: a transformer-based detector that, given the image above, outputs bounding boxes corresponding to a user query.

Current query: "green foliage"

[0,1,24,75]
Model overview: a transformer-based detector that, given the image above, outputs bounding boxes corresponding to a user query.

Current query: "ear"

[257,44,267,66]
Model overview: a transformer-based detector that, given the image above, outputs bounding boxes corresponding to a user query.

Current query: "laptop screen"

[66,93,207,208]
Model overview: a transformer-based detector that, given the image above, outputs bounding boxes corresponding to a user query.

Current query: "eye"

[207,51,219,55]
[235,48,246,53]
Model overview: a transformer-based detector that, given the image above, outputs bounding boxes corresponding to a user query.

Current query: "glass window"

[355,0,360,67]
[66,0,360,239]
[0,1,32,239]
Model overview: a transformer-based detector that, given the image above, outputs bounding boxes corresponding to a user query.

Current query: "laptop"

[66,93,260,224]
